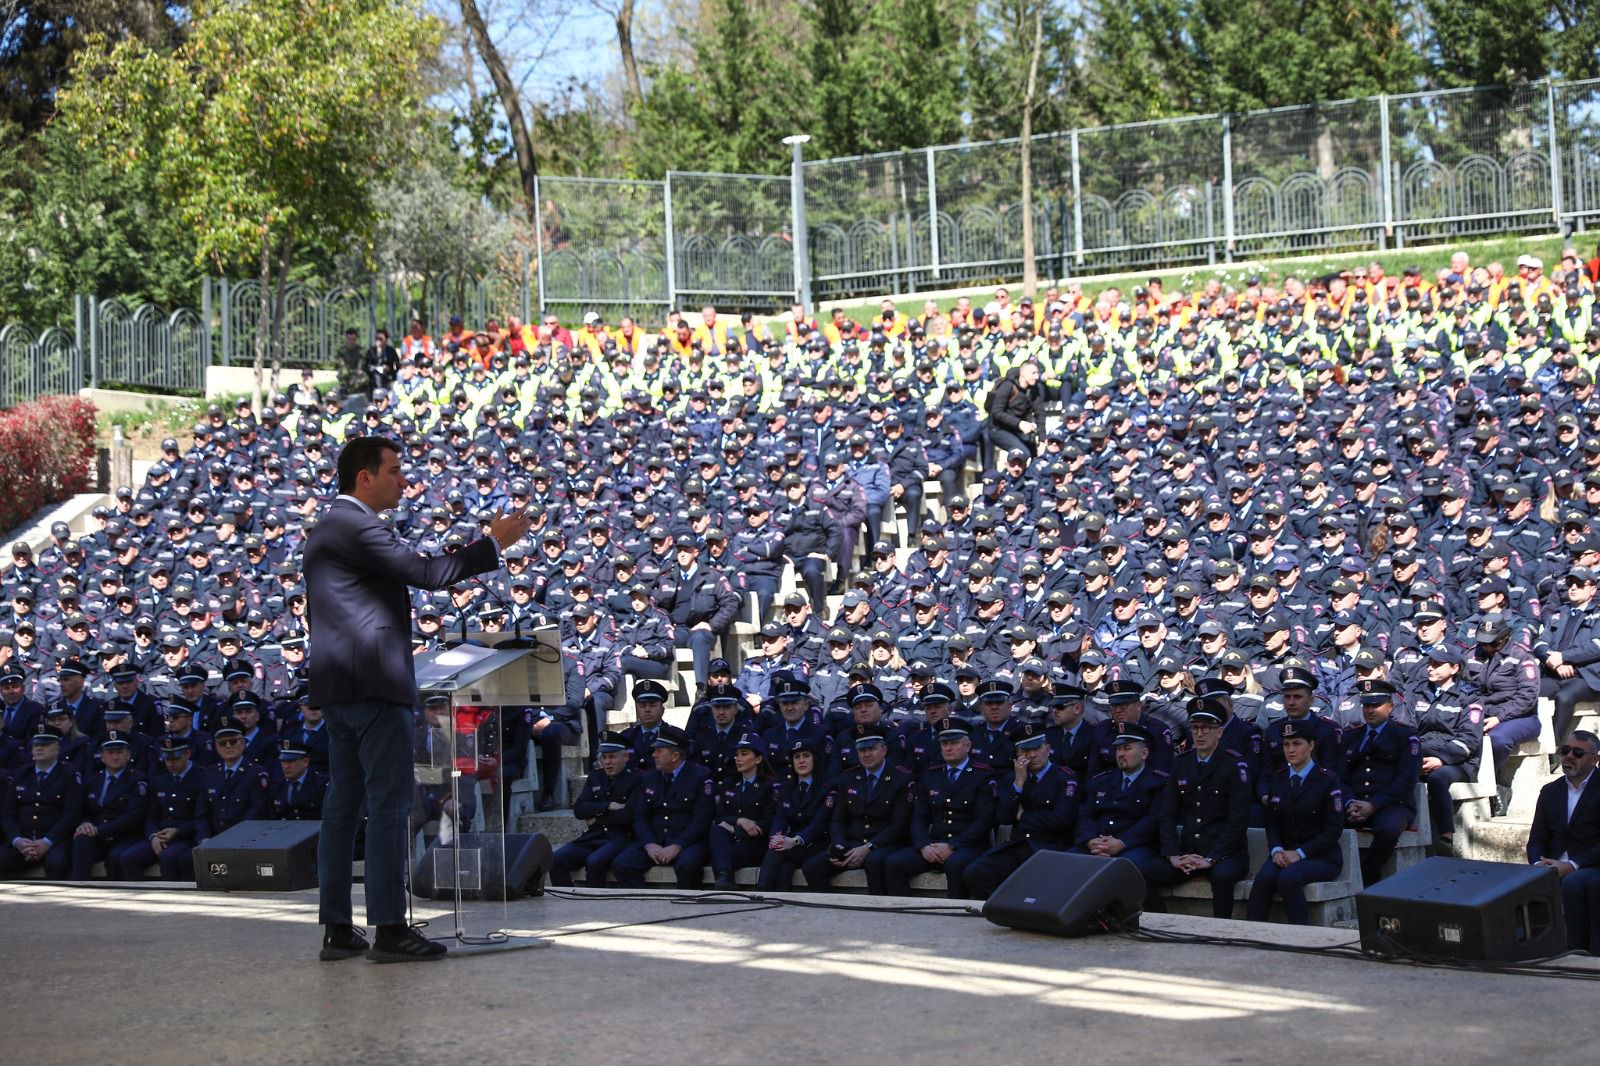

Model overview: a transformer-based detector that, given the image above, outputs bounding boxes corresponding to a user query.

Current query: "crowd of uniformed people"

[4,243,1600,938]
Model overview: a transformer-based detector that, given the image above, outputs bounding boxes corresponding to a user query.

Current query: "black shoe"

[319,924,369,961]
[713,874,735,890]
[367,925,448,963]
[535,792,557,812]
[1492,785,1512,818]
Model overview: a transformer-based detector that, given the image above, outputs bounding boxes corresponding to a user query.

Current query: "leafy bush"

[0,395,98,534]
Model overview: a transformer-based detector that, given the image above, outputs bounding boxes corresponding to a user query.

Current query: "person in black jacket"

[1526,730,1600,953]
[1143,703,1253,918]
[655,534,742,686]
[986,360,1045,459]
[965,723,1080,898]
[708,733,782,887]
[69,735,148,880]
[1247,720,1347,925]
[775,474,836,613]
[550,731,640,887]
[887,719,998,898]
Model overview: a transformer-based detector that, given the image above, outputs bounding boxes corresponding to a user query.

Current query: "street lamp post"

[782,134,812,312]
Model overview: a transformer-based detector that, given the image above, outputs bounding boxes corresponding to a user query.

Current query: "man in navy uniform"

[69,733,148,879]
[269,742,326,819]
[965,722,1080,899]
[1248,719,1348,925]
[805,723,912,893]
[117,736,210,881]
[1044,682,1095,781]
[1339,678,1422,886]
[0,731,84,879]
[612,724,714,889]
[1086,680,1175,777]
[761,674,831,773]
[620,679,669,772]
[1262,667,1343,778]
[0,664,45,744]
[1075,725,1167,869]
[203,718,271,837]
[1527,730,1600,953]
[969,679,1023,767]
[1143,701,1253,918]
[885,719,998,898]
[691,683,748,790]
[550,730,640,887]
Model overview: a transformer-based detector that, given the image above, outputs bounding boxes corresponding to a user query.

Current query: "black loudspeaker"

[981,852,1145,937]
[194,820,320,892]
[411,833,553,901]
[1357,857,1566,963]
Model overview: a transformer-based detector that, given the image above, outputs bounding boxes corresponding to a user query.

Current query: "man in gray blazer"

[307,435,529,962]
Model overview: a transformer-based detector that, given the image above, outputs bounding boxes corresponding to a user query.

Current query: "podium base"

[441,935,554,959]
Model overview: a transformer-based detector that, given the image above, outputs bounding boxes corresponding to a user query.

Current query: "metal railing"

[4,76,1600,407]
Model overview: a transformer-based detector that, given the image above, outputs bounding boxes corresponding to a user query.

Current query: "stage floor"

[2,882,1593,1065]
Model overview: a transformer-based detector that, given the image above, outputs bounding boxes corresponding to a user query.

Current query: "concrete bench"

[18,861,160,880]
[1447,735,1497,825]
[1352,783,1431,877]
[1161,827,1364,926]
[1506,703,1559,818]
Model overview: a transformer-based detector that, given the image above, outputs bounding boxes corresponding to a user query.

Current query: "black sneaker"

[366,925,448,963]
[319,924,369,961]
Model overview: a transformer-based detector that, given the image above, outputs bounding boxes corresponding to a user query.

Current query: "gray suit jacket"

[305,497,499,706]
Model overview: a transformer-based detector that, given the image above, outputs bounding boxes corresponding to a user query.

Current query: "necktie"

[798,781,809,800]
[1360,728,1375,752]
[1123,775,1134,791]
[99,774,112,806]
[287,781,296,806]
[866,774,878,800]
[948,767,959,785]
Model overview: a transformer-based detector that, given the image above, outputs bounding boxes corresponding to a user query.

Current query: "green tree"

[0,119,202,326]
[58,0,441,409]
[1422,0,1549,87]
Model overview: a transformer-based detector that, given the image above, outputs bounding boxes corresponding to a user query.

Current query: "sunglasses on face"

[1557,745,1596,757]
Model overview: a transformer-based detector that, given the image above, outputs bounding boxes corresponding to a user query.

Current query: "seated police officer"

[885,718,998,899]
[621,679,669,773]
[612,724,714,889]
[1142,700,1252,918]
[117,735,209,881]
[550,730,639,887]
[760,674,831,774]
[1075,724,1167,870]
[1339,678,1422,886]
[203,718,270,838]
[1413,645,1482,855]
[757,737,835,891]
[0,730,84,880]
[70,733,148,880]
[965,722,1080,899]
[1247,720,1347,925]
[1085,680,1174,778]
[708,733,781,888]
[1044,682,1094,781]
[804,723,912,894]
[269,742,325,819]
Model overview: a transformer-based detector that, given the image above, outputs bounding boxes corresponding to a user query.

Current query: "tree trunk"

[459,0,539,222]
[1019,3,1044,299]
[616,0,644,106]
[268,232,294,397]
[253,231,272,415]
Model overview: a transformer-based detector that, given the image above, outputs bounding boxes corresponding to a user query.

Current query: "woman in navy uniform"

[1247,720,1346,925]
[708,733,781,888]
[965,723,1081,899]
[69,734,148,880]
[1143,701,1253,918]
[756,737,835,890]
[550,730,640,887]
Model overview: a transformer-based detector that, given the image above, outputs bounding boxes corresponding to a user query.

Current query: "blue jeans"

[318,698,414,927]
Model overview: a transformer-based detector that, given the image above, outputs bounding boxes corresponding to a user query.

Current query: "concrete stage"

[3,882,1594,1066]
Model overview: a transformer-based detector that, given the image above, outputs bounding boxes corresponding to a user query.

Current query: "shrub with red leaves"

[0,395,98,534]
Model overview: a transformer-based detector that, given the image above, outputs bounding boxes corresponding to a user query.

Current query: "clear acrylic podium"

[411,632,563,955]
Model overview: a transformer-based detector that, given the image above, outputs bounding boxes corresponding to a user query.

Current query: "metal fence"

[6,77,1600,407]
